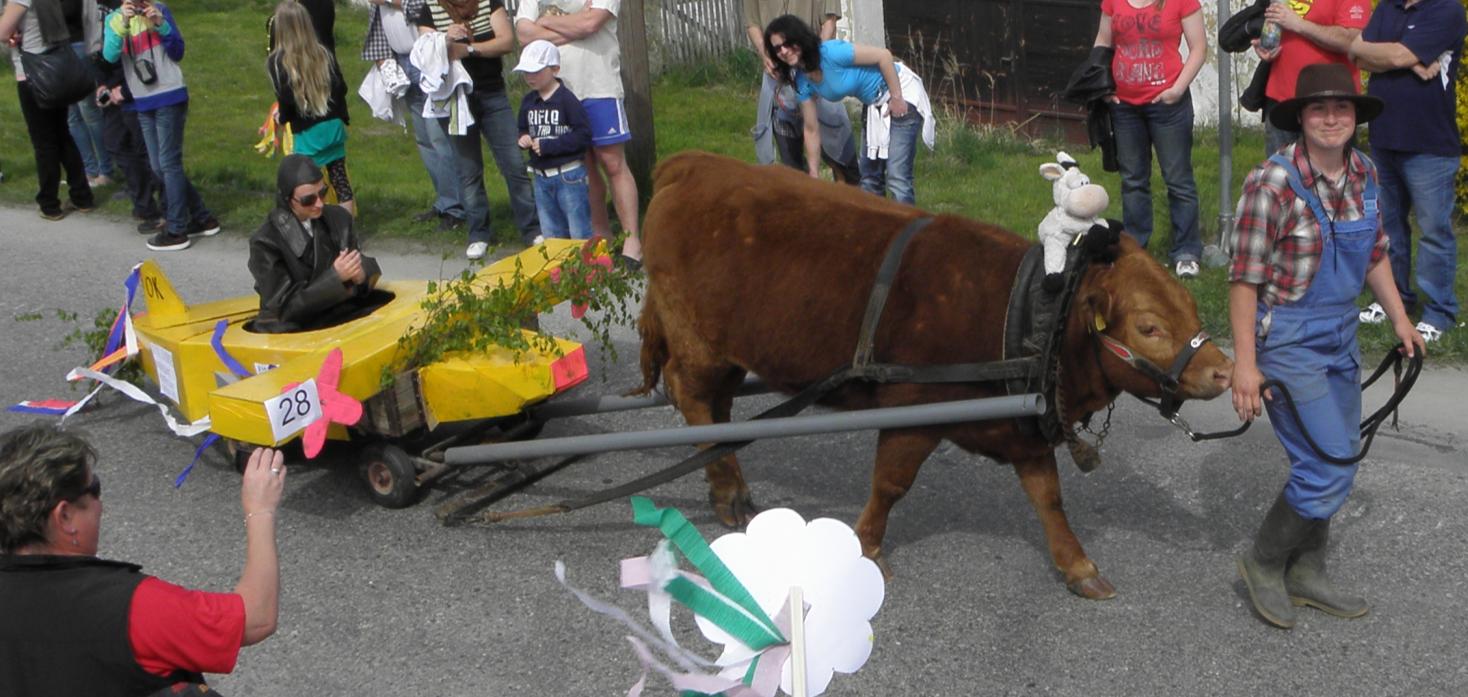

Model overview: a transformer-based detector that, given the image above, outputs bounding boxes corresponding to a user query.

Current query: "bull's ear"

[1040,163,1064,181]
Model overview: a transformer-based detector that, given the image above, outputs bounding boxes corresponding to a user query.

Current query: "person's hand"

[143,2,162,26]
[334,249,365,285]
[1152,85,1186,105]
[241,448,286,519]
[807,166,820,179]
[1263,3,1305,33]
[761,53,777,79]
[121,0,136,19]
[110,86,125,104]
[1230,361,1270,422]
[529,138,543,156]
[888,98,909,119]
[1393,318,1427,359]
[446,23,470,42]
[1252,38,1280,62]
[517,133,532,149]
[1105,93,1120,104]
[1412,61,1442,81]
[95,86,109,106]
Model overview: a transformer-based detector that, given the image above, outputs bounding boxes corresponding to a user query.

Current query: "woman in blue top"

[764,14,932,205]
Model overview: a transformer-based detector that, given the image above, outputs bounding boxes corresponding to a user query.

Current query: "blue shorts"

[583,97,632,147]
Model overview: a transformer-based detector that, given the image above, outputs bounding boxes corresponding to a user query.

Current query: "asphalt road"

[1,205,1465,696]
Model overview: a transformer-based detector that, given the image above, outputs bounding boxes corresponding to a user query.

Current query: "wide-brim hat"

[1269,63,1384,131]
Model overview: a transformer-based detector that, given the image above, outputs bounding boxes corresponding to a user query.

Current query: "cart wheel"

[501,413,545,441]
[360,444,419,509]
[220,439,254,474]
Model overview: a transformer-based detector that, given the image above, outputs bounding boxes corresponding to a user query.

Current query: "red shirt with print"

[1102,0,1203,104]
[1266,0,1371,103]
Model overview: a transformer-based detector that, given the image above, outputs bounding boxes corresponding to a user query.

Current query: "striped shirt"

[1228,143,1388,306]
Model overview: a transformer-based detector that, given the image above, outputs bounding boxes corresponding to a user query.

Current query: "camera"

[133,57,157,85]
[97,89,113,107]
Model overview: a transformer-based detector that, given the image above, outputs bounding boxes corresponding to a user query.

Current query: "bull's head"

[1076,236,1233,406]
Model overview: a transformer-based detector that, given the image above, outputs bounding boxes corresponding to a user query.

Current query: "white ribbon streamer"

[65,367,213,437]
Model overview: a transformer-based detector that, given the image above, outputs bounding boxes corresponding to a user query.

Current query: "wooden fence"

[503,0,747,71]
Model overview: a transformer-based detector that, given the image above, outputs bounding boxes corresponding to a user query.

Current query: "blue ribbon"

[211,319,252,379]
[175,434,221,488]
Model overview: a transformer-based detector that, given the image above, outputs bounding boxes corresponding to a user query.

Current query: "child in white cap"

[514,39,595,241]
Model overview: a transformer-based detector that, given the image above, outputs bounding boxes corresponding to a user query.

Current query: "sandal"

[1415,321,1443,343]
[1358,302,1386,325]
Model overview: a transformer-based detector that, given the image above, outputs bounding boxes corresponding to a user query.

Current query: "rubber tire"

[360,443,419,509]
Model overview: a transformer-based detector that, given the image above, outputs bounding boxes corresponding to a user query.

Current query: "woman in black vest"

[0,425,286,696]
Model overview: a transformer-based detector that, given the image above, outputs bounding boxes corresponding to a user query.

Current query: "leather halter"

[1092,327,1212,419]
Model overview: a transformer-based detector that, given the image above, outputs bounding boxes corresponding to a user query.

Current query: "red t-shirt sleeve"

[1335,0,1372,30]
[128,577,247,677]
[1100,0,1115,17]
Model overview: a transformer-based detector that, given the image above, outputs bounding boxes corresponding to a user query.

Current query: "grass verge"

[1,2,1463,360]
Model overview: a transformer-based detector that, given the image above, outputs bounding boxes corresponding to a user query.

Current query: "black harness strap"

[853,216,935,368]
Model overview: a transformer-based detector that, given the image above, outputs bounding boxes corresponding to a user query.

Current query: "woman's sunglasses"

[70,474,102,501]
[295,186,329,207]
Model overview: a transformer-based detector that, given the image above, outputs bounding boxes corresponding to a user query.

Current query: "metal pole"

[1204,0,1236,269]
[445,394,1046,465]
[530,377,770,421]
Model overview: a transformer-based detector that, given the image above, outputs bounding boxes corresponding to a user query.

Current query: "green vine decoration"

[384,241,643,386]
[12,307,146,388]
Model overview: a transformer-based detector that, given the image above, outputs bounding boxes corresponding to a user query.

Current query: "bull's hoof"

[1067,439,1101,473]
[1066,574,1117,600]
[711,493,760,529]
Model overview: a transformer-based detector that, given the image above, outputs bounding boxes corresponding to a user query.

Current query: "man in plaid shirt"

[1228,63,1424,630]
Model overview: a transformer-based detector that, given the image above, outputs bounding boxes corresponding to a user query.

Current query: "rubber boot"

[1285,518,1369,618]
[1237,493,1314,628]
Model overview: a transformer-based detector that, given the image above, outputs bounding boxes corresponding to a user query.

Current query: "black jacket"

[1063,46,1119,173]
[1219,0,1272,112]
[248,205,381,334]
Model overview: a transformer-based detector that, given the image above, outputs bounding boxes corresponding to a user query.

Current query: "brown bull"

[633,151,1233,598]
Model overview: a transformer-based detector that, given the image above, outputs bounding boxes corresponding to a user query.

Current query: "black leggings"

[324,157,353,204]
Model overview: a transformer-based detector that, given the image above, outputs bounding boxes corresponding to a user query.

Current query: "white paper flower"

[695,508,885,696]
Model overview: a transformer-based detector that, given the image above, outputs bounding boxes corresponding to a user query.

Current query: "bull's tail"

[629,291,668,397]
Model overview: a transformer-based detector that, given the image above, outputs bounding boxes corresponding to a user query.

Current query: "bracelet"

[244,510,275,524]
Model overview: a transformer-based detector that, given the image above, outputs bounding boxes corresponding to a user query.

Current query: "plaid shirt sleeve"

[362,5,394,62]
[1228,162,1283,287]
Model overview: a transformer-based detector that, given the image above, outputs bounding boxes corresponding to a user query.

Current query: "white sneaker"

[1415,321,1443,343]
[1359,302,1386,324]
[532,235,545,245]
[1174,259,1200,278]
[465,242,489,260]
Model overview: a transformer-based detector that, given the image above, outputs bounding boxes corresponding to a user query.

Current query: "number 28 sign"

[265,378,323,442]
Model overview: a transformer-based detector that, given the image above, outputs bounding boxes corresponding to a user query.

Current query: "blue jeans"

[452,88,539,245]
[67,42,112,179]
[136,102,211,235]
[533,165,593,240]
[399,56,462,220]
[1373,148,1460,329]
[1111,93,1202,263]
[858,103,922,205]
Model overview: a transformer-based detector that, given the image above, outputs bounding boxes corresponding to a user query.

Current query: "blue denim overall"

[1256,153,1378,520]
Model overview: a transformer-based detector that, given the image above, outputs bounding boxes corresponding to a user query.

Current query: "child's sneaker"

[146,231,192,251]
[186,216,221,237]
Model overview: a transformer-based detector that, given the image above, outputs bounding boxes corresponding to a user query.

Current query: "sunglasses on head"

[70,474,101,501]
[295,186,329,207]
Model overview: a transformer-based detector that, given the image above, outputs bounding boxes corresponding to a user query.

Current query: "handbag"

[21,45,95,109]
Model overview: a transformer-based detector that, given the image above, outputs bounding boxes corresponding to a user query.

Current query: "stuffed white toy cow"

[1037,152,1109,292]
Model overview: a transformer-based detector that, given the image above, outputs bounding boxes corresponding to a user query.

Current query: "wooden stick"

[789,586,807,697]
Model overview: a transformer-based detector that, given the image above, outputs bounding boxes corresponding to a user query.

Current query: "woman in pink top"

[1093,0,1207,278]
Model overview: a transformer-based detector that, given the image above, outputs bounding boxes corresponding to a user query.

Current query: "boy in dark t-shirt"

[514,40,593,241]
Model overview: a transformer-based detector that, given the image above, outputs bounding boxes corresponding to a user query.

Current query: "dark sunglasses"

[295,186,329,207]
[70,474,101,501]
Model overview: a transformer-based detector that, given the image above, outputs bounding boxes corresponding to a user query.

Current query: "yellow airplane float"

[125,239,595,507]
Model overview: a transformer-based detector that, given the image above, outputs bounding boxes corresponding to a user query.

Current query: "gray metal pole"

[530,377,770,421]
[1205,0,1236,269]
[446,394,1046,465]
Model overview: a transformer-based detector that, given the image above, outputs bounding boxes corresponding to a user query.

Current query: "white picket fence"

[503,0,747,70]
